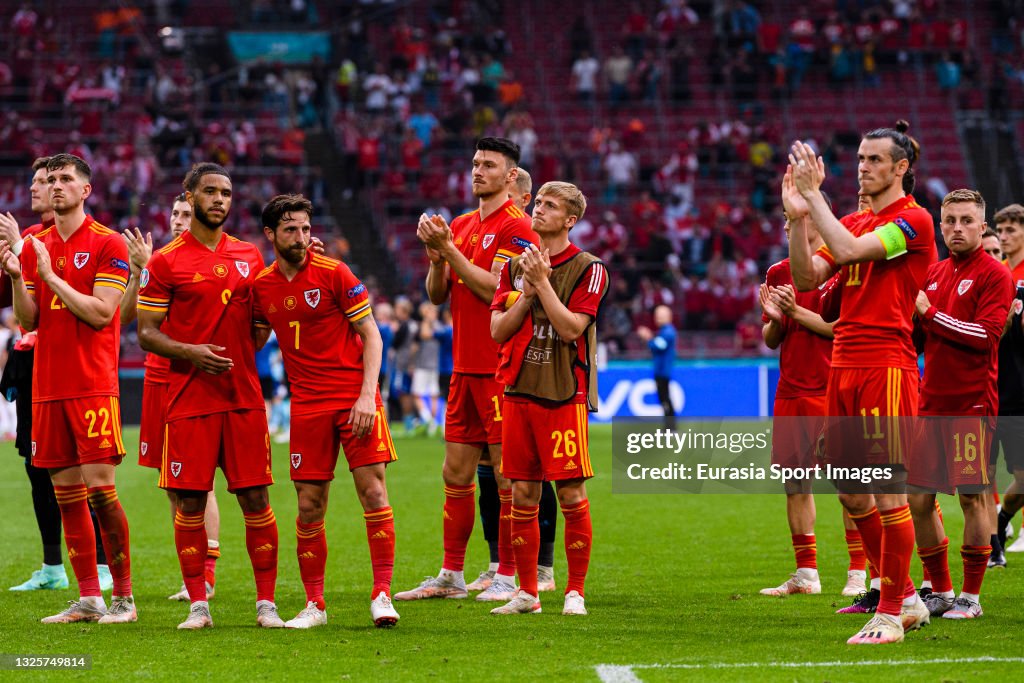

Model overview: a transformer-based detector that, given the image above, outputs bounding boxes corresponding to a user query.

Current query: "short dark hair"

[262,194,314,231]
[46,153,92,181]
[31,156,52,173]
[476,137,520,166]
[983,227,999,239]
[863,119,920,194]
[174,192,187,203]
[994,203,1024,226]
[182,162,231,193]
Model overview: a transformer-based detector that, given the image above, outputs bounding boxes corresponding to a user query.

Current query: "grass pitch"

[1,425,1022,681]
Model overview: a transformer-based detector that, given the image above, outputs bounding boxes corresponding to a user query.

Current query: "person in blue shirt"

[638,305,677,428]
[434,306,454,427]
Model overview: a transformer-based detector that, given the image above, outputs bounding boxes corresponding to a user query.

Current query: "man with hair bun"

[787,121,937,644]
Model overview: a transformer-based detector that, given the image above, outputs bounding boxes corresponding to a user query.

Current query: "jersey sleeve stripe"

[344,300,369,314]
[253,320,271,329]
[94,278,128,292]
[496,248,519,258]
[346,303,372,320]
[934,312,987,338]
[137,302,169,312]
[96,272,128,284]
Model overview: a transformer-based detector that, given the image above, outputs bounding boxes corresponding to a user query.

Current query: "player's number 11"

[860,407,883,440]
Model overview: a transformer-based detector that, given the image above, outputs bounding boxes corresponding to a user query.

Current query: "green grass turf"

[1,425,1022,681]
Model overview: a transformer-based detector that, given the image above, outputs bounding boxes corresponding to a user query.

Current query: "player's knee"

[555,481,587,507]
[358,483,388,511]
[236,486,270,513]
[837,493,872,515]
[176,491,208,514]
[907,494,935,518]
[958,493,985,514]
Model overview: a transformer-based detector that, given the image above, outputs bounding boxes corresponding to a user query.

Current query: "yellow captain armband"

[874,218,914,260]
[505,290,522,309]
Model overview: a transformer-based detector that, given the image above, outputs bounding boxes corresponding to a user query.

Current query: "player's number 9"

[551,429,577,459]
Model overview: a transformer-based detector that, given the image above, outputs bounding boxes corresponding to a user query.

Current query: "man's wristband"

[12,239,24,257]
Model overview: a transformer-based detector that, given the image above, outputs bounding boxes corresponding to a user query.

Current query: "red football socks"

[87,485,131,596]
[55,484,101,598]
[511,505,540,597]
[562,499,592,597]
[917,537,952,593]
[173,510,208,603]
[296,518,327,609]
[441,484,475,572]
[961,545,990,596]
[878,505,915,615]
[244,507,278,603]
[845,529,866,572]
[364,506,395,598]
[792,533,817,570]
[497,489,516,577]
[205,541,220,587]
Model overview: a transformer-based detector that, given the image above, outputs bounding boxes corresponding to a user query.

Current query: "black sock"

[538,481,557,566]
[25,459,63,565]
[91,508,107,565]
[477,465,499,564]
[997,509,1013,547]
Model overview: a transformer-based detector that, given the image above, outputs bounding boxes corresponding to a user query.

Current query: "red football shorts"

[138,380,168,469]
[907,415,993,495]
[823,367,917,467]
[501,398,594,482]
[32,396,126,469]
[288,406,396,481]
[160,409,272,493]
[771,395,826,469]
[445,372,503,446]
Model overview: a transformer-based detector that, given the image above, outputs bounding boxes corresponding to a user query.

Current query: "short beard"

[280,243,307,265]
[194,203,228,229]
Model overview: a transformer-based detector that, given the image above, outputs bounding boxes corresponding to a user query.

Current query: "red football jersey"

[449,199,537,374]
[137,230,265,420]
[21,216,129,401]
[253,253,375,415]
[143,348,171,383]
[492,243,608,403]
[816,195,936,369]
[919,246,1014,415]
[763,258,834,399]
[0,220,51,310]
[1006,258,1024,288]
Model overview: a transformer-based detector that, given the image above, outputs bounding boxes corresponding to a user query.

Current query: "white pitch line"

[596,657,1024,681]
[594,665,642,683]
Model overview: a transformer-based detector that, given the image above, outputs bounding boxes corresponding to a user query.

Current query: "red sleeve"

[252,278,269,328]
[491,257,516,311]
[21,239,38,299]
[568,262,608,317]
[922,266,1014,352]
[335,262,370,322]
[137,252,172,314]
[893,207,935,255]
[93,234,130,294]
[818,273,843,323]
[494,217,536,266]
